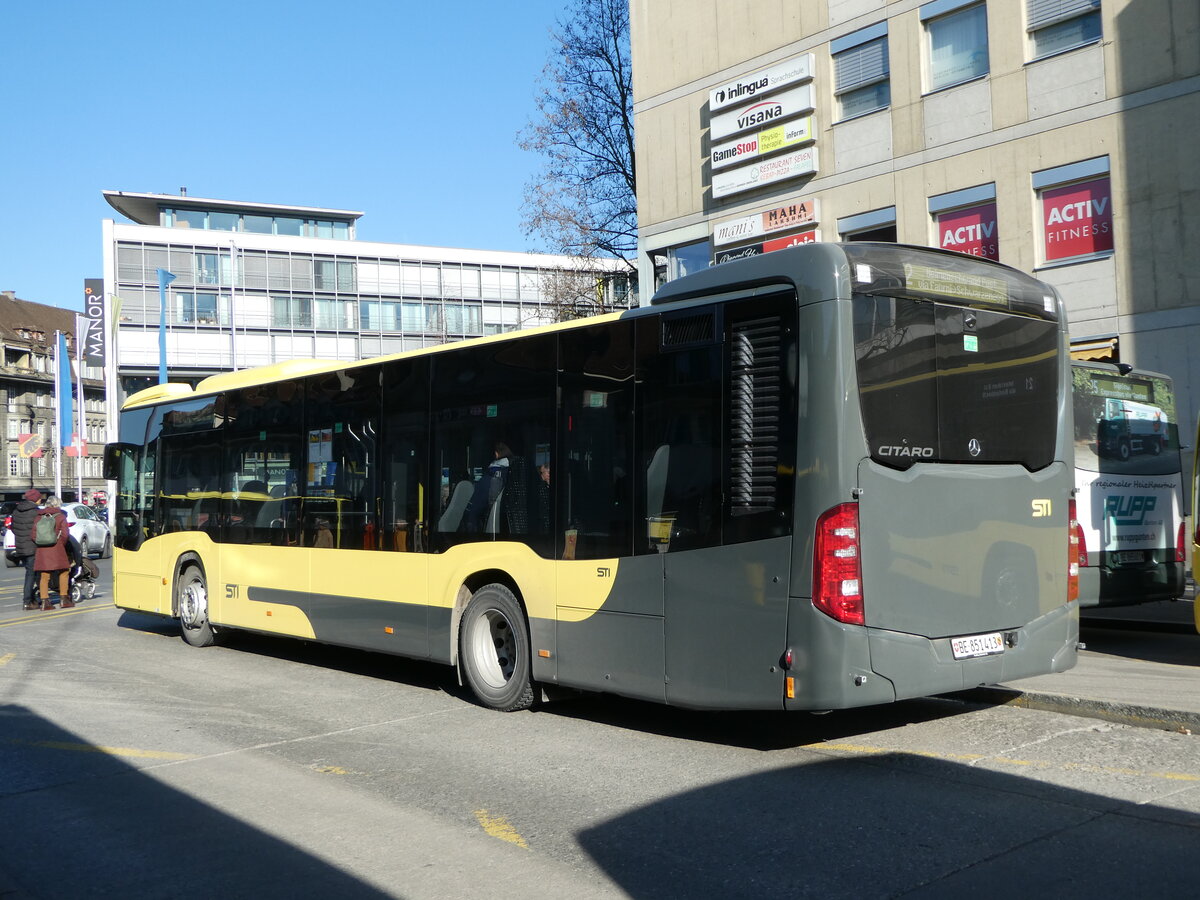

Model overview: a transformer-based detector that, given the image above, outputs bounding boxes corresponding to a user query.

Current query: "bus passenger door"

[650,298,797,709]
[555,320,665,702]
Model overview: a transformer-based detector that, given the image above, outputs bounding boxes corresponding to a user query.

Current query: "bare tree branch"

[519,0,637,280]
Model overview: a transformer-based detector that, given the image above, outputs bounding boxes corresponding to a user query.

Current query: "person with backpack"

[31,496,71,610]
[12,489,43,610]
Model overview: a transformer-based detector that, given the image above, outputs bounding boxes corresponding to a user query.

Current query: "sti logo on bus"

[1105,494,1157,526]
[878,445,934,458]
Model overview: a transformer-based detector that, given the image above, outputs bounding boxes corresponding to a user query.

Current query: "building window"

[838,207,897,242]
[930,184,998,260]
[652,240,711,288]
[272,296,313,328]
[1027,0,1101,59]
[923,0,989,92]
[9,456,17,476]
[177,292,220,325]
[833,23,890,120]
[1034,158,1112,265]
[208,211,239,231]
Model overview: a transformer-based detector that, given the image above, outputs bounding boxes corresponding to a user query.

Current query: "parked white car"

[4,502,112,566]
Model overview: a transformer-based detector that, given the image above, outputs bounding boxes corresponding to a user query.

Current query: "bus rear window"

[1072,365,1181,475]
[854,295,1058,469]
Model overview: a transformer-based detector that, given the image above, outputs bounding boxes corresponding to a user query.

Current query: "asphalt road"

[2,560,1199,898]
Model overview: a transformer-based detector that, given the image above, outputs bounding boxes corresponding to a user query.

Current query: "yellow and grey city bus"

[1071,362,1187,608]
[104,243,1078,712]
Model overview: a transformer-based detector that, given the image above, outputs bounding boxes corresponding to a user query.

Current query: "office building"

[630,0,1198,459]
[101,191,635,402]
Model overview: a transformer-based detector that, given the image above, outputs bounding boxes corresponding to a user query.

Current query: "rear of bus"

[1071,363,1186,607]
[791,244,1078,708]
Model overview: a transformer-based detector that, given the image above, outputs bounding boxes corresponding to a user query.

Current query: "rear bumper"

[784,598,1079,710]
[1077,561,1186,608]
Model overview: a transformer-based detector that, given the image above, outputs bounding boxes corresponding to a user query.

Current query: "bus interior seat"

[646,444,670,517]
[484,487,505,535]
[503,456,530,535]
[439,480,474,532]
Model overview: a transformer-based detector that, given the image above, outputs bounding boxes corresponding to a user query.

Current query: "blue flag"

[57,331,73,448]
[157,268,176,384]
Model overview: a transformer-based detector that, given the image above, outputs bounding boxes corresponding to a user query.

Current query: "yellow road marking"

[473,809,529,849]
[0,653,13,666]
[802,740,1200,783]
[0,604,113,628]
[313,765,351,775]
[5,739,193,761]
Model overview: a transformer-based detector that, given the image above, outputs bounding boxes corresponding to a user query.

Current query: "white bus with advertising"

[1072,362,1187,608]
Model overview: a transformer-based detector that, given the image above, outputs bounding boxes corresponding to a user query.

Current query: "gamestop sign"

[938,203,998,260]
[1042,177,1113,262]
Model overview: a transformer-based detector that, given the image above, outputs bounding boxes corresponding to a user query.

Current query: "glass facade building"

[102,192,635,401]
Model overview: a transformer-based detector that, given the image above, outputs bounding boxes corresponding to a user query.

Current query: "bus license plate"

[951,632,1004,660]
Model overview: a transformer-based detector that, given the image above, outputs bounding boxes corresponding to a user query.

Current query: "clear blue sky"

[0,0,571,311]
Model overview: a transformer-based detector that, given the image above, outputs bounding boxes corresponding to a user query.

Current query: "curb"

[954,686,1200,735]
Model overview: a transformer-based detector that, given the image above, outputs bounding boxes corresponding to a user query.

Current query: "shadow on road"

[116,611,990,751]
[578,750,1200,897]
[1078,623,1200,667]
[0,705,394,899]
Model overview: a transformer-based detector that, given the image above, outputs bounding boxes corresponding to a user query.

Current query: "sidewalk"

[970,595,1200,733]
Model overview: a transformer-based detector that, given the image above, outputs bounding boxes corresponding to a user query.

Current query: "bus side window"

[560,322,635,560]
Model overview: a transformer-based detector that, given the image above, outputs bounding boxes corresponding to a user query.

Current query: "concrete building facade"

[0,292,106,502]
[630,0,1199,469]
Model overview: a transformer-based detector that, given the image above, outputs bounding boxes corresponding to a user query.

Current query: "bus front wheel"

[459,583,534,712]
[1117,439,1131,461]
[177,565,219,648]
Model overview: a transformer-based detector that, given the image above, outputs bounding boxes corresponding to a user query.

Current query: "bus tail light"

[1067,499,1080,603]
[1176,522,1187,563]
[1074,514,1088,568]
[813,502,864,625]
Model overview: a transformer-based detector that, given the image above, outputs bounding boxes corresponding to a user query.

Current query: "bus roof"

[121,309,629,411]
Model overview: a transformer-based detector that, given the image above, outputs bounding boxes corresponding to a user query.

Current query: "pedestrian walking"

[11,489,42,610]
[31,496,71,610]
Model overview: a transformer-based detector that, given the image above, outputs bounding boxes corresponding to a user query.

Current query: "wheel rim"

[80,537,89,557]
[467,608,516,689]
[179,576,208,629]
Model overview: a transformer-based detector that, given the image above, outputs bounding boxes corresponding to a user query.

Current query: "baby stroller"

[65,534,99,603]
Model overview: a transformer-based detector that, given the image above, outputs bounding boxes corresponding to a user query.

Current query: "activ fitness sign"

[937,203,998,260]
[1042,177,1112,262]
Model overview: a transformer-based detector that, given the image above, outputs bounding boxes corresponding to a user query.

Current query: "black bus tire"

[1117,439,1131,461]
[459,583,534,711]
[177,564,219,648]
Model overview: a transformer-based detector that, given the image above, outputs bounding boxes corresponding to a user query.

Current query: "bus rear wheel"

[459,583,534,712]
[177,565,219,648]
